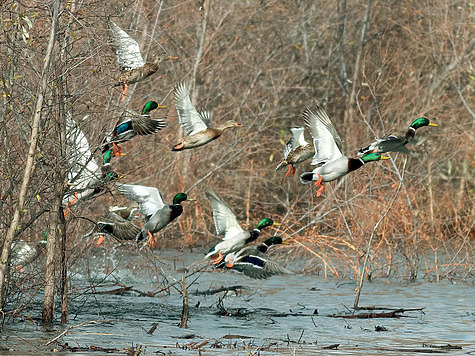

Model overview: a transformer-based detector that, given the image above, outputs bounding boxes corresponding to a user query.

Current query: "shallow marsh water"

[1,247,474,355]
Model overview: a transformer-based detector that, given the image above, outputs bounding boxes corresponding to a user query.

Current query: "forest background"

[0,0,473,323]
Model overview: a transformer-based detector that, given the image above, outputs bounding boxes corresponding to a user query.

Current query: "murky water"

[1,247,474,355]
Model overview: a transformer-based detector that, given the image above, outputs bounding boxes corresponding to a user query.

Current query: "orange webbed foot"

[291,167,296,176]
[112,143,124,157]
[63,191,79,218]
[96,235,104,247]
[147,230,158,249]
[285,165,292,177]
[173,140,185,151]
[316,183,325,197]
[225,258,234,268]
[120,82,128,101]
[212,251,223,265]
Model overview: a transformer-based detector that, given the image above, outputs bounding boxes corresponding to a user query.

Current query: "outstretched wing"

[206,191,244,240]
[303,106,344,166]
[108,20,145,70]
[116,183,165,218]
[173,82,209,136]
[65,112,100,189]
[232,253,292,279]
[284,126,307,159]
[131,116,166,135]
[100,211,141,240]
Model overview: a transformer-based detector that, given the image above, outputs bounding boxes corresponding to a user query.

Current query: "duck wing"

[283,126,306,159]
[303,106,344,166]
[108,20,145,71]
[116,183,165,219]
[131,115,166,135]
[100,211,141,240]
[65,112,100,190]
[232,252,291,279]
[206,191,244,240]
[173,82,209,136]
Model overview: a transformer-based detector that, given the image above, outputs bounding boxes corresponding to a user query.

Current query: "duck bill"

[235,123,245,127]
[272,222,281,226]
[169,56,178,60]
[157,104,167,109]
[380,155,390,160]
[186,197,195,201]
[428,122,438,127]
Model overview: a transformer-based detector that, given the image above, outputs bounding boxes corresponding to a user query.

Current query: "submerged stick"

[179,274,189,328]
[44,319,115,346]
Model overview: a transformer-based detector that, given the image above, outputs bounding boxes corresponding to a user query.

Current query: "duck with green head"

[299,106,389,196]
[116,183,193,246]
[205,191,278,264]
[171,82,244,151]
[358,117,438,156]
[221,236,292,279]
[108,20,178,101]
[103,101,166,157]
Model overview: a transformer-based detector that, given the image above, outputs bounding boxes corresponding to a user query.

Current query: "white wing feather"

[117,183,165,218]
[108,20,145,70]
[206,191,244,240]
[65,113,100,190]
[173,82,209,136]
[303,107,344,166]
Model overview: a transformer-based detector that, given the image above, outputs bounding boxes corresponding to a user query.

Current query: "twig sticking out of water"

[179,274,189,328]
[44,319,116,346]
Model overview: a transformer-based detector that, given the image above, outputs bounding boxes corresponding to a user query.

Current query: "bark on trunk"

[42,194,61,323]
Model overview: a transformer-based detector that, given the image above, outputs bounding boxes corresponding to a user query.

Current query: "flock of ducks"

[61,20,438,280]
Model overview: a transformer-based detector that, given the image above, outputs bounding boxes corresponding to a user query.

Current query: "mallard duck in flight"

[205,190,278,264]
[116,183,192,247]
[275,126,314,176]
[172,82,244,151]
[357,117,438,156]
[103,101,166,156]
[219,236,292,279]
[108,20,178,100]
[299,105,389,196]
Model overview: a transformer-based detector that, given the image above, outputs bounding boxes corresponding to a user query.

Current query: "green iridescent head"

[263,236,283,246]
[103,149,113,165]
[409,117,438,130]
[141,101,159,115]
[255,218,276,231]
[360,152,389,163]
[104,171,119,182]
[173,192,189,204]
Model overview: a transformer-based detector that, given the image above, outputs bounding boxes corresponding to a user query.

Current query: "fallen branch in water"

[355,305,425,312]
[44,319,116,346]
[192,285,246,295]
[330,309,409,319]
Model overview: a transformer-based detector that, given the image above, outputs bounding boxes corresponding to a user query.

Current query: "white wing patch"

[303,107,344,166]
[117,183,165,218]
[66,113,100,190]
[109,20,145,70]
[173,82,209,136]
[206,191,244,240]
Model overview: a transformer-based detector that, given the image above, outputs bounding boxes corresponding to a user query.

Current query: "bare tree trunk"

[59,207,68,324]
[42,194,61,323]
[0,0,59,308]
[179,274,189,328]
